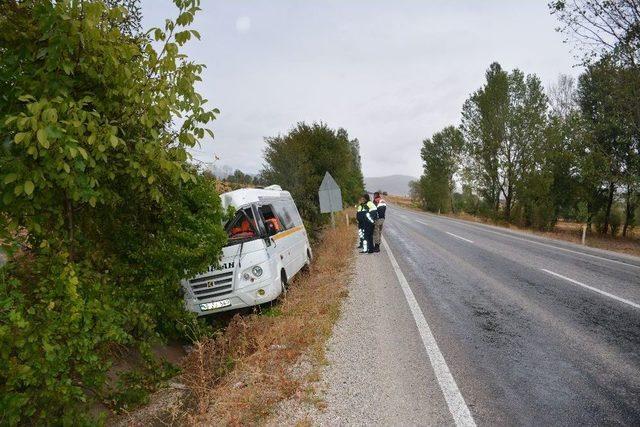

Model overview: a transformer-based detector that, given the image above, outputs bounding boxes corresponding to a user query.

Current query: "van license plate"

[200,299,231,311]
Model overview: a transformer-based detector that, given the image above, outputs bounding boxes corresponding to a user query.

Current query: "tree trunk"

[501,182,513,222]
[602,182,615,235]
[623,183,634,237]
[504,189,512,222]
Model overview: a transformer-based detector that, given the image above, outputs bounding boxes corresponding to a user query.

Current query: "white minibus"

[182,185,312,316]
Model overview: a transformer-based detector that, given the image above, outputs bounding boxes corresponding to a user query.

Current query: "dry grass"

[527,220,640,257]
[122,220,356,426]
[385,194,420,211]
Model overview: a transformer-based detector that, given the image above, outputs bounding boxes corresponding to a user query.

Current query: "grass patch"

[260,306,283,318]
[119,219,356,425]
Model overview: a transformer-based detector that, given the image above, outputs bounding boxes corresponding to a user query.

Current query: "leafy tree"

[260,122,364,230]
[418,126,464,213]
[551,0,640,235]
[452,184,481,215]
[544,75,584,224]
[226,169,255,186]
[508,70,551,227]
[461,62,508,217]
[550,0,640,67]
[461,63,549,223]
[577,59,635,234]
[0,0,226,422]
[409,178,425,206]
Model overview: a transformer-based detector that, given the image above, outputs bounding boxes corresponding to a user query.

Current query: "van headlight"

[251,266,263,277]
[240,264,266,284]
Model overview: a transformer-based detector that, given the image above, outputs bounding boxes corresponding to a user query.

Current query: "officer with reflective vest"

[356,201,367,249]
[358,193,378,253]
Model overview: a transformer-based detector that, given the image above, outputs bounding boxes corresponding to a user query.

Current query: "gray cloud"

[142,0,578,178]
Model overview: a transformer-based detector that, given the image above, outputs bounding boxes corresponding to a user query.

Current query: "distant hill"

[364,175,416,196]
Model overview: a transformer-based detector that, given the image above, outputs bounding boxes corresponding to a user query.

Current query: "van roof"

[220,187,293,210]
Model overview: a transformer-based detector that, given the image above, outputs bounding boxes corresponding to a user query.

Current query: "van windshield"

[224,207,260,246]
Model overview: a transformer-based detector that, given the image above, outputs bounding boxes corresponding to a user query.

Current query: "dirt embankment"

[117,219,356,426]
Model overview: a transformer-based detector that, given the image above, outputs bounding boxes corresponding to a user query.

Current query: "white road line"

[417,219,428,225]
[446,232,474,244]
[413,211,640,271]
[382,236,476,427]
[541,269,640,310]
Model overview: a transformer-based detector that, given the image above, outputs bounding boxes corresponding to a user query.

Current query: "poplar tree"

[419,126,464,213]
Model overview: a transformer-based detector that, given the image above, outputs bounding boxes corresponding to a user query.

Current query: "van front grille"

[189,271,234,301]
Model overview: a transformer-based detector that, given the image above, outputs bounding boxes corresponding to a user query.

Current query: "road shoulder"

[269,244,452,425]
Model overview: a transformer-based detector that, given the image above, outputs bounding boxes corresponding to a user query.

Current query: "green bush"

[609,207,623,236]
[593,206,623,235]
[0,0,226,423]
[260,122,364,233]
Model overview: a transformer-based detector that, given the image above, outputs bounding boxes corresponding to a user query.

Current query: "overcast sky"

[141,0,579,178]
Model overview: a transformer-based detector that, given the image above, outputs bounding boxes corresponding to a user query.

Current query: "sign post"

[318,172,343,229]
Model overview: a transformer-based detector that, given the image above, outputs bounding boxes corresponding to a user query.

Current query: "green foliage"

[107,361,179,412]
[418,126,463,213]
[461,62,509,214]
[577,59,638,234]
[452,185,481,215]
[0,0,226,422]
[550,0,640,235]
[460,62,550,224]
[226,169,257,186]
[426,59,638,235]
[594,207,624,235]
[260,122,364,232]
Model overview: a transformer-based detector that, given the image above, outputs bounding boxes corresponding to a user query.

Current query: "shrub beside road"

[120,219,356,425]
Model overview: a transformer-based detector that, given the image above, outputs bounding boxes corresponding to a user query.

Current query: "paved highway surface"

[380,204,640,426]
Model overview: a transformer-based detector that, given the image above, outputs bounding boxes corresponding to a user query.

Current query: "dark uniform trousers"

[361,201,378,253]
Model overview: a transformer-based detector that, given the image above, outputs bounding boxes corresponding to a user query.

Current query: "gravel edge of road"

[267,243,452,426]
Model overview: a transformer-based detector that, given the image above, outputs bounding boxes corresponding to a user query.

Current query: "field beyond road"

[386,195,640,258]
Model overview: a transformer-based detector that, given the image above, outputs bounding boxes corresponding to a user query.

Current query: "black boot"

[374,244,380,252]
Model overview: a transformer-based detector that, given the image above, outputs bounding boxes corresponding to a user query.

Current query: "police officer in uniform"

[356,201,366,249]
[358,193,378,253]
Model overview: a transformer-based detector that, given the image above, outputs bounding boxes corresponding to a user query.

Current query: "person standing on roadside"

[356,201,366,250]
[372,191,386,252]
[358,193,378,254]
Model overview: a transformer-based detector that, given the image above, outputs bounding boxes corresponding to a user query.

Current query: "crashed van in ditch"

[182,185,312,316]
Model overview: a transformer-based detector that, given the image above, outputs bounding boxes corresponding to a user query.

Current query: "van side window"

[273,201,295,229]
[286,200,303,226]
[259,204,284,236]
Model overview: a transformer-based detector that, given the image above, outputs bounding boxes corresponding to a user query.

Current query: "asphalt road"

[381,205,640,426]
